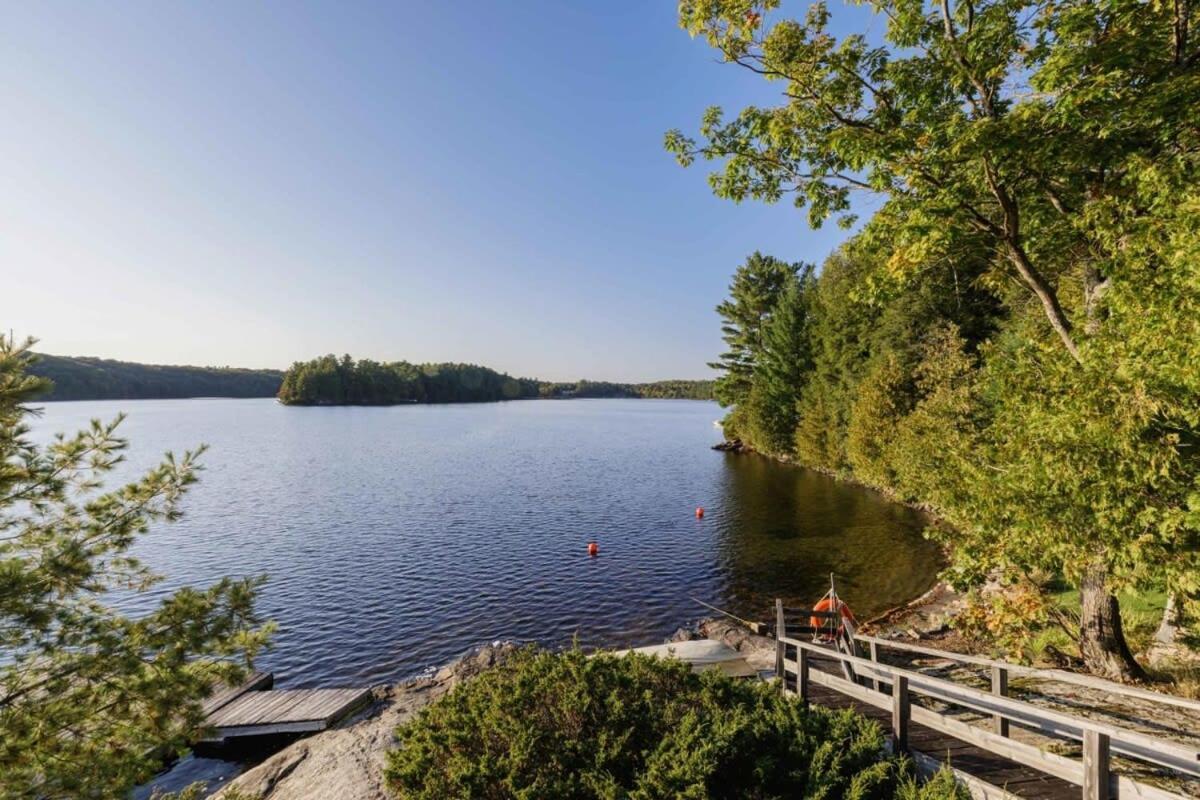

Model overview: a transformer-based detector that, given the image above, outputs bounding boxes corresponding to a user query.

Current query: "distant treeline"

[278,355,714,405]
[538,379,713,400]
[30,354,283,401]
[27,352,712,404]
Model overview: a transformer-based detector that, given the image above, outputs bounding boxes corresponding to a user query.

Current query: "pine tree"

[0,335,272,798]
[744,268,815,454]
[708,252,801,407]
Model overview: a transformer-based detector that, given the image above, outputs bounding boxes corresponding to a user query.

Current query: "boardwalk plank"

[203,686,372,740]
[804,663,1081,799]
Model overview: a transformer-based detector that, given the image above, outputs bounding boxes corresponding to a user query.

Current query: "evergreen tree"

[669,0,1200,679]
[743,267,815,454]
[708,252,801,407]
[0,336,272,797]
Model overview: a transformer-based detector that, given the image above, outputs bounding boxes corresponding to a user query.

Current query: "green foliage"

[709,252,804,407]
[845,354,908,489]
[385,647,966,800]
[279,356,715,405]
[539,379,715,400]
[0,336,272,799]
[741,269,816,455]
[29,353,283,401]
[278,354,542,405]
[672,0,1200,676]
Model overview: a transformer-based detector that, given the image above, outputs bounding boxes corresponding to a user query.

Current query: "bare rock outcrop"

[214,643,516,800]
[698,617,775,671]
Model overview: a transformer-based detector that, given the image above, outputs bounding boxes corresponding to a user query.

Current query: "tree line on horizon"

[26,352,714,403]
[670,0,1199,681]
[29,353,283,401]
[277,354,714,405]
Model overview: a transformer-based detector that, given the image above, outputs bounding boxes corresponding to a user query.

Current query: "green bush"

[385,648,967,800]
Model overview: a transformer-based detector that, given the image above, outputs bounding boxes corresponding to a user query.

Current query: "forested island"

[277,354,713,405]
[30,353,283,401]
[27,352,712,403]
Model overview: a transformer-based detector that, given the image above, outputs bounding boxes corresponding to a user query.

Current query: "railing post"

[798,645,809,704]
[775,599,786,693]
[892,675,910,753]
[869,640,880,692]
[991,665,1009,737]
[1082,729,1111,800]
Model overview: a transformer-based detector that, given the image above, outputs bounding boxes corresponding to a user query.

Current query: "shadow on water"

[712,451,943,624]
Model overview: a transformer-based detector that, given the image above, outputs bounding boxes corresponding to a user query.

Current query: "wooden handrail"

[853,633,1200,714]
[784,657,1185,800]
[779,635,1200,779]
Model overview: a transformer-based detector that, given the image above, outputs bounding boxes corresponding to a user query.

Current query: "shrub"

[385,647,967,799]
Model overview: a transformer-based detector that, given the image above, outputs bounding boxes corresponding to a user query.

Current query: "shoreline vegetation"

[276,353,714,405]
[200,635,967,800]
[671,0,1200,685]
[29,353,284,401]
[28,351,714,404]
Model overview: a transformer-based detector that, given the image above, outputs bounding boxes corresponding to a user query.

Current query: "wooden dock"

[201,671,373,740]
[772,600,1200,800]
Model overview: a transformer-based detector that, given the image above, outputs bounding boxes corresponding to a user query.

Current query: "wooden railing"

[773,606,1200,800]
[853,634,1200,716]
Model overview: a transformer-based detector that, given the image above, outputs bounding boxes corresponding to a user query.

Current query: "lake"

[29,397,942,687]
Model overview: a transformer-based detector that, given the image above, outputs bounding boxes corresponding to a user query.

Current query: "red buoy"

[695,507,705,518]
[587,542,599,556]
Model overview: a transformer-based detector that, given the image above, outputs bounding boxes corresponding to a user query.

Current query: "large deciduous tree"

[669,0,1200,679]
[0,336,271,798]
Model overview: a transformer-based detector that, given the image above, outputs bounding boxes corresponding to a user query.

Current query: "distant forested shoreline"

[30,354,284,401]
[277,355,714,405]
[29,352,712,403]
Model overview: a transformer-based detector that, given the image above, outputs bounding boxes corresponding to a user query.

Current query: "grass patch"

[1030,585,1168,665]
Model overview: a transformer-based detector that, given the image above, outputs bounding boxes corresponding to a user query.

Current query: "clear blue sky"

[2,1,877,382]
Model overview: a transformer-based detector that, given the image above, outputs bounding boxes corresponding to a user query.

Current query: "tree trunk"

[1079,565,1147,682]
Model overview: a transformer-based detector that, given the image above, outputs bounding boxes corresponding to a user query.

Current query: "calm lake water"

[30,398,941,687]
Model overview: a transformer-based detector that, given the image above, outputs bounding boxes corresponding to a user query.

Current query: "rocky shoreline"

[208,643,518,800]
[201,621,781,800]
[188,604,1200,800]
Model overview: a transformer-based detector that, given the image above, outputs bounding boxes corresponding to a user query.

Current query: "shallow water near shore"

[31,397,941,687]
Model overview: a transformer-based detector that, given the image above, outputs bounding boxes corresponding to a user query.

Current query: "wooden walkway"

[200,671,372,740]
[804,653,1076,799]
[773,601,1200,799]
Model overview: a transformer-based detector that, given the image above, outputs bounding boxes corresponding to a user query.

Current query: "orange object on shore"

[695,507,705,518]
[809,596,856,631]
[587,542,599,556]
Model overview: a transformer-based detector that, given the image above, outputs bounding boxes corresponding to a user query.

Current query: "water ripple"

[30,398,941,688]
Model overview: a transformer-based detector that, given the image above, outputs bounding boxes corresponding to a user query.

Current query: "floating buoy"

[587,542,599,557]
[695,507,705,519]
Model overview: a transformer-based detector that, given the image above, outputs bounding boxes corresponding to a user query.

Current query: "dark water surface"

[31,398,941,687]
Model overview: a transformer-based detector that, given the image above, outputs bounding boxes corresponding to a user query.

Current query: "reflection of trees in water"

[712,453,942,624]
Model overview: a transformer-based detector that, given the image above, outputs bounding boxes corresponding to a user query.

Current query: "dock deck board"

[201,670,273,717]
[203,684,373,740]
